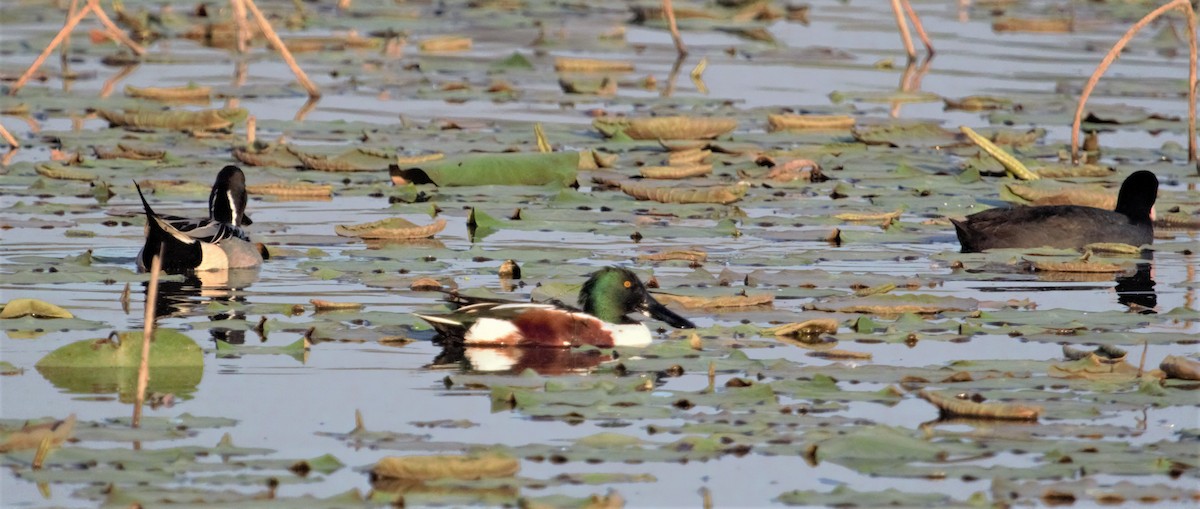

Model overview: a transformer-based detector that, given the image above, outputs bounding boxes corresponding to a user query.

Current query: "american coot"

[951,170,1158,252]
[136,165,264,273]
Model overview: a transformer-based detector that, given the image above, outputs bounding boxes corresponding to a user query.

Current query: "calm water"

[2,0,1198,507]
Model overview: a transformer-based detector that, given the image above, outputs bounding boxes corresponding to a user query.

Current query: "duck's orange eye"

[624,280,632,288]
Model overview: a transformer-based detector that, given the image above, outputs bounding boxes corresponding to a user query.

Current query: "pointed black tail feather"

[134,181,202,273]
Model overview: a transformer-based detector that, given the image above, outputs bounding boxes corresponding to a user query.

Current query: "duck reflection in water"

[1115,255,1157,312]
[151,267,262,344]
[427,342,613,375]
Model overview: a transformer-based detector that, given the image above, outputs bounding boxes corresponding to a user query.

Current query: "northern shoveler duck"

[951,170,1157,252]
[415,267,696,348]
[135,165,264,273]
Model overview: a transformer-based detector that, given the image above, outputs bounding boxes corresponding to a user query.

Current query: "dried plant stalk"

[0,122,17,148]
[9,4,93,95]
[133,246,162,428]
[662,0,687,56]
[86,0,145,55]
[899,0,933,55]
[1072,0,1196,164]
[889,0,916,59]
[961,126,1039,180]
[242,0,321,98]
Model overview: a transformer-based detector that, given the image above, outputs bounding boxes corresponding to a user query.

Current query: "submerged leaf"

[36,329,202,368]
[35,163,96,181]
[97,107,247,130]
[0,415,75,453]
[1,298,74,319]
[335,218,447,239]
[919,390,1041,420]
[372,454,519,480]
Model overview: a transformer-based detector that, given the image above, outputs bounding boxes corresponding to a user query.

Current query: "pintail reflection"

[151,267,262,344]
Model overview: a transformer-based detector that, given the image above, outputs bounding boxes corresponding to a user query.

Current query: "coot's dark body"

[951,170,1158,253]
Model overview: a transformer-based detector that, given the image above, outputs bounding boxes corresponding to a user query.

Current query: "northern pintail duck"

[951,170,1157,252]
[136,165,264,273]
[416,267,695,348]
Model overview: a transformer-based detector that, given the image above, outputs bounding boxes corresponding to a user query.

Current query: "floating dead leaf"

[654,293,773,309]
[335,218,447,239]
[1004,183,1115,208]
[1,298,74,319]
[767,113,855,131]
[666,149,710,166]
[836,210,902,222]
[0,415,75,453]
[637,250,707,263]
[310,299,364,311]
[943,96,1012,111]
[35,163,95,181]
[1031,259,1130,273]
[98,107,247,131]
[554,57,634,72]
[420,35,472,52]
[1034,163,1113,179]
[247,182,334,198]
[639,164,712,179]
[288,146,388,172]
[124,84,212,102]
[233,146,304,168]
[284,33,380,52]
[1083,242,1142,255]
[594,116,736,140]
[807,349,871,360]
[1048,353,1145,382]
[620,182,746,204]
[919,390,1040,420]
[767,318,839,337]
[371,454,518,481]
[410,278,444,291]
[1160,356,1200,381]
[559,76,617,96]
[992,17,1072,33]
[764,158,821,182]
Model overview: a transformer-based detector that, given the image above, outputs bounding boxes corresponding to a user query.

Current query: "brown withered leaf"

[919,390,1040,421]
[0,414,75,453]
[620,182,746,204]
[335,218,447,239]
[767,113,855,131]
[372,453,518,481]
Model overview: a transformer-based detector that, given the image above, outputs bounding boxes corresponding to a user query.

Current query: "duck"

[415,267,696,348]
[135,165,264,273]
[951,170,1158,252]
